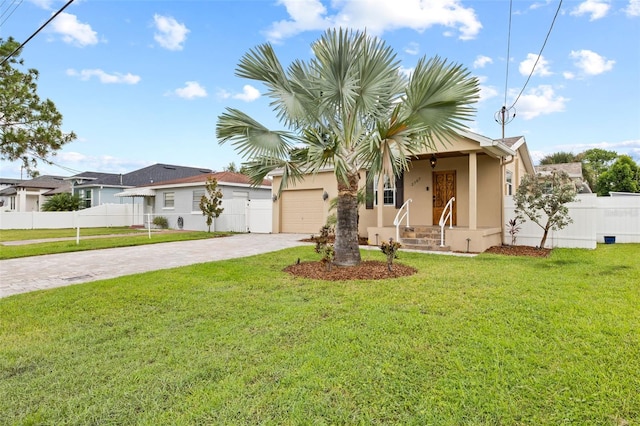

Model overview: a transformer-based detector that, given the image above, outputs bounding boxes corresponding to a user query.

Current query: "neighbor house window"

[374,175,395,206]
[10,196,16,210]
[192,190,204,211]
[506,171,513,196]
[83,189,92,208]
[163,192,175,208]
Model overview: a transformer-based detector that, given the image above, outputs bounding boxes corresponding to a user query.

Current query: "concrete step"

[401,243,451,252]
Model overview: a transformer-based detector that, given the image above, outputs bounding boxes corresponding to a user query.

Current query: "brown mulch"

[284,260,417,281]
[483,245,551,258]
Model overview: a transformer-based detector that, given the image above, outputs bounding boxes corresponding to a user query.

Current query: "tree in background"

[514,171,578,249]
[199,177,224,232]
[0,38,76,177]
[597,155,640,196]
[41,193,82,212]
[578,148,618,193]
[223,162,238,173]
[217,28,479,267]
[539,151,577,165]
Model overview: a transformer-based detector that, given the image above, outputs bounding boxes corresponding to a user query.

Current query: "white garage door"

[281,189,324,233]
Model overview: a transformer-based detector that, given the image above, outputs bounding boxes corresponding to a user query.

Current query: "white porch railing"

[438,197,455,246]
[393,199,413,242]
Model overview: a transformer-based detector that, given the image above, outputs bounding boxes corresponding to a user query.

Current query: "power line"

[508,0,563,110]
[0,0,74,66]
[0,0,23,28]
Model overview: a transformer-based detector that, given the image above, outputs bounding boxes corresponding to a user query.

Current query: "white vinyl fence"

[0,199,273,234]
[0,204,139,229]
[504,194,640,249]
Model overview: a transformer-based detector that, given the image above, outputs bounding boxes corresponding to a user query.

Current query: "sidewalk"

[0,233,308,299]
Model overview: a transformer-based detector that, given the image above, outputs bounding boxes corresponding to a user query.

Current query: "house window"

[10,196,15,210]
[374,175,395,206]
[163,192,175,208]
[506,171,513,196]
[83,189,92,208]
[192,190,204,211]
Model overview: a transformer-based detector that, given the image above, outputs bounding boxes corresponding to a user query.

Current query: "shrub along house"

[270,131,535,253]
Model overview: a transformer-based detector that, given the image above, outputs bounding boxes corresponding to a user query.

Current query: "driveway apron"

[0,233,308,299]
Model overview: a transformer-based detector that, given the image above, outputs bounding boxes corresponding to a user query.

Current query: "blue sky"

[1,0,639,179]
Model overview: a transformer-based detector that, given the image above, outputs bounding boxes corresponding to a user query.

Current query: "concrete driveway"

[0,233,308,299]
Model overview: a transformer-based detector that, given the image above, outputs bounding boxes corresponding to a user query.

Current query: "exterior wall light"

[430,154,437,169]
[322,191,329,201]
[272,194,278,202]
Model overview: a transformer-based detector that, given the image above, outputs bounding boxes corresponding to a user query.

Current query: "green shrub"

[152,216,169,229]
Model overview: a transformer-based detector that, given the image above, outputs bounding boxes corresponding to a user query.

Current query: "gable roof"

[69,164,212,188]
[144,171,271,188]
[535,162,583,179]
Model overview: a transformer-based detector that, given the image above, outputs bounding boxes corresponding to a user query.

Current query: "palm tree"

[216,28,479,267]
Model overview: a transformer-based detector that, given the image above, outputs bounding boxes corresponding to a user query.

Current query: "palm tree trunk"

[334,171,362,267]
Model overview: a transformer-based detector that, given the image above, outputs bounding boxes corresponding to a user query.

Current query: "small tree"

[514,171,578,249]
[41,193,82,211]
[199,177,224,232]
[596,155,640,196]
[506,217,522,246]
[380,238,401,272]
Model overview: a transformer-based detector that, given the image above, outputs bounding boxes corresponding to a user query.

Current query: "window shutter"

[395,171,404,209]
[366,172,373,209]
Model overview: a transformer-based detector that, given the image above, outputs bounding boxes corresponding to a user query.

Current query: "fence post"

[148,213,151,239]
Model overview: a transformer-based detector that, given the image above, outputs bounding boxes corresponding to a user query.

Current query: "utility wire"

[508,0,563,110]
[0,0,23,28]
[0,0,74,66]
[503,0,513,108]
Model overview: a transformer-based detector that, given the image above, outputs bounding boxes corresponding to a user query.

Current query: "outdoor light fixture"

[322,191,329,201]
[430,154,437,169]
[272,194,278,202]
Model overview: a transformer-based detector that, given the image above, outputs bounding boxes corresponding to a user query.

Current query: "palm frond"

[216,108,297,159]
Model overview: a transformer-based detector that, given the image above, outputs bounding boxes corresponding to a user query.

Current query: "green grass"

[0,230,233,260]
[0,227,144,242]
[1,244,638,424]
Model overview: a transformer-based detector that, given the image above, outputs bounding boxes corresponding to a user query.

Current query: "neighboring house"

[0,175,69,212]
[535,162,592,194]
[0,164,212,212]
[115,171,272,232]
[68,164,212,208]
[0,178,23,210]
[270,131,536,253]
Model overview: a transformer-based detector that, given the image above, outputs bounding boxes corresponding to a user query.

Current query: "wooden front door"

[433,171,457,226]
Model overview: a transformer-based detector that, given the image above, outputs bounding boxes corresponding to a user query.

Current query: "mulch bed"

[483,245,551,258]
[284,260,417,280]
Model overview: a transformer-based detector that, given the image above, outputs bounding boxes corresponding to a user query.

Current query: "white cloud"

[404,42,419,55]
[625,0,640,16]
[27,0,54,10]
[569,49,614,76]
[509,85,568,120]
[570,0,610,20]
[174,81,207,99]
[398,66,414,79]
[50,12,98,46]
[265,0,482,42]
[473,55,493,69]
[519,53,552,77]
[563,71,575,80]
[217,85,260,102]
[66,68,141,84]
[476,77,499,103]
[153,14,189,51]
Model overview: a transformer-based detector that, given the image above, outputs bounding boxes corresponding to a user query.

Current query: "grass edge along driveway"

[1,244,638,424]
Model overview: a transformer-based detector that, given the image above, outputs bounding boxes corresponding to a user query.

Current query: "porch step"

[400,226,451,252]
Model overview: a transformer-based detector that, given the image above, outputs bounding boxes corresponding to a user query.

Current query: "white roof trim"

[114,188,156,197]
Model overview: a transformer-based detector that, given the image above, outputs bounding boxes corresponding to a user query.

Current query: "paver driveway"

[0,233,308,299]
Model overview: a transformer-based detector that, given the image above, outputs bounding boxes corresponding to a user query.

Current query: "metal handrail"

[393,198,413,242]
[438,197,455,246]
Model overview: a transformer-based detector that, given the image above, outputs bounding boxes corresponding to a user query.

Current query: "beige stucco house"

[270,131,535,253]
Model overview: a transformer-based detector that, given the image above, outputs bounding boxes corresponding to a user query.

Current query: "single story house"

[0,175,69,212]
[535,162,592,193]
[67,164,212,208]
[270,131,535,253]
[115,171,272,232]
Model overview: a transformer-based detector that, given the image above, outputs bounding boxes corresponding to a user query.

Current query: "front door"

[433,171,457,225]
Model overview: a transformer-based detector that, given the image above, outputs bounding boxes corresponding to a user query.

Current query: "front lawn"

[0,230,232,260]
[1,244,638,424]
